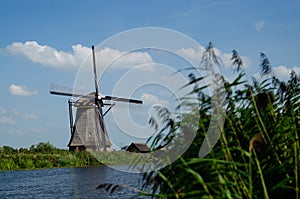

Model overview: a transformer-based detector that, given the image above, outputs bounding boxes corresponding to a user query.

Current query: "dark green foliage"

[0,146,18,154]
[29,142,56,153]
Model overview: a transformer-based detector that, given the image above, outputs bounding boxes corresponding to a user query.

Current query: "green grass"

[0,151,102,171]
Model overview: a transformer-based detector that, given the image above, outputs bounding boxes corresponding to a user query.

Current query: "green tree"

[1,146,17,154]
[35,142,56,153]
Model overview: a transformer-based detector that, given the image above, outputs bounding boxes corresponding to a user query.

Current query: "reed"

[138,44,300,198]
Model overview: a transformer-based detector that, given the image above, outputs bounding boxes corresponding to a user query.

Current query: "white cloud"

[252,65,300,81]
[176,46,205,66]
[6,41,154,70]
[8,84,38,96]
[0,107,6,114]
[0,116,16,124]
[6,41,77,69]
[96,47,154,71]
[254,20,265,31]
[12,109,38,120]
[177,47,251,69]
[140,93,169,107]
[273,65,300,80]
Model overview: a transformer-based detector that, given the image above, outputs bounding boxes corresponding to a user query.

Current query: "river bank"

[0,151,101,171]
[0,142,142,172]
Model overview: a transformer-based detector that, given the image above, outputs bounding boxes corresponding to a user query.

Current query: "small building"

[126,143,150,153]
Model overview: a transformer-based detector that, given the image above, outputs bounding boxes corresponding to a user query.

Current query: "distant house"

[126,143,150,153]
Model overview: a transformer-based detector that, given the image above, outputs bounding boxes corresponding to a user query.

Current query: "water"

[0,166,148,199]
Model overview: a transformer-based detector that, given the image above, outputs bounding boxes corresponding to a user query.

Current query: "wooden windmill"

[50,46,143,152]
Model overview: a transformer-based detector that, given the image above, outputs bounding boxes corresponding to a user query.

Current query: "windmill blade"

[50,90,83,97]
[92,45,99,100]
[104,96,143,104]
[92,45,107,151]
[49,83,87,98]
[50,85,143,104]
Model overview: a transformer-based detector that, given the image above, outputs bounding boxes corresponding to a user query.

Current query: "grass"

[0,150,102,171]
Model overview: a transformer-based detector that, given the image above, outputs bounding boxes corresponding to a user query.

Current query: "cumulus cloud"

[177,47,251,68]
[140,93,169,107]
[6,41,77,69]
[176,46,206,66]
[5,41,154,70]
[96,47,154,71]
[0,116,16,124]
[252,65,300,81]
[12,109,38,120]
[254,20,265,31]
[273,65,300,80]
[8,84,38,96]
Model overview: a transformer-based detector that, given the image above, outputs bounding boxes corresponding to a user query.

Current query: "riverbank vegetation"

[0,142,141,171]
[0,142,101,171]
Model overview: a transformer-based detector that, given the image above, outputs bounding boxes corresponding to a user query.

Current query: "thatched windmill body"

[50,46,142,152]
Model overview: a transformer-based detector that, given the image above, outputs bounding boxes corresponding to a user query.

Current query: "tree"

[1,146,17,154]
[35,142,56,153]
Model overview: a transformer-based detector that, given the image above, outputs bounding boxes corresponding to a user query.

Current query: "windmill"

[50,46,143,152]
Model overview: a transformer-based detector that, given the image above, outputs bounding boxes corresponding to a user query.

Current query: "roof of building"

[126,142,150,153]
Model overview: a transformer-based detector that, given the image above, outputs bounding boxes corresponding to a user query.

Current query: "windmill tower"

[67,93,112,151]
[50,46,142,152]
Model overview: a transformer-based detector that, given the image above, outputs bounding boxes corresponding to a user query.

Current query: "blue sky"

[0,0,300,149]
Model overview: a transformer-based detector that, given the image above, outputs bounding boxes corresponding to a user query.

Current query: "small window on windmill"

[88,132,92,137]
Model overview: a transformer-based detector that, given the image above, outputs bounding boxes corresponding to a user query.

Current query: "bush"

[0,158,18,171]
[18,158,35,169]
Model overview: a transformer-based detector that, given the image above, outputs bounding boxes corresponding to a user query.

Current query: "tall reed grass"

[139,44,299,198]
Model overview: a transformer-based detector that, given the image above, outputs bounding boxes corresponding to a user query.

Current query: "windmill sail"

[92,45,108,151]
